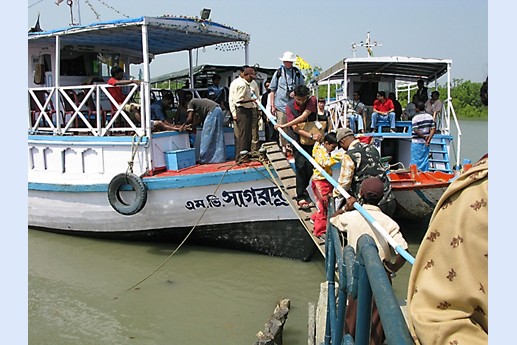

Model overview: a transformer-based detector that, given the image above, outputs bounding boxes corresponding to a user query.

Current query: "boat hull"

[28,171,317,261]
[388,170,454,219]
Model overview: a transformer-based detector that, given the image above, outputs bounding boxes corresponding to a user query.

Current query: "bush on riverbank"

[397,79,487,119]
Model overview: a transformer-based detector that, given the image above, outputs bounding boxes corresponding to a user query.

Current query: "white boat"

[27,15,317,261]
[315,55,463,219]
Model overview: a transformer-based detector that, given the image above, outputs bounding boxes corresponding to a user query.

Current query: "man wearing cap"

[330,177,408,345]
[229,66,257,162]
[269,51,305,154]
[334,127,396,217]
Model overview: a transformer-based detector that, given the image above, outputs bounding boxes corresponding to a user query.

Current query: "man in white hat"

[269,51,305,154]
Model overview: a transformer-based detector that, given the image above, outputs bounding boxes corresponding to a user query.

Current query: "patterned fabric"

[311,142,342,180]
[407,155,488,345]
[311,143,342,236]
[333,140,395,210]
[311,179,333,236]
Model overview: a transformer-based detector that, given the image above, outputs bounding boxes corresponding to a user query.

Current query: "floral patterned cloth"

[407,155,488,345]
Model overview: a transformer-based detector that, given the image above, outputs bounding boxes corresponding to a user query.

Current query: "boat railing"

[28,83,146,137]
[326,98,349,130]
[322,200,414,344]
[443,97,462,169]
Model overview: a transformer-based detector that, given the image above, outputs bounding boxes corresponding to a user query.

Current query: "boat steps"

[429,137,452,173]
[263,142,326,258]
[428,158,449,163]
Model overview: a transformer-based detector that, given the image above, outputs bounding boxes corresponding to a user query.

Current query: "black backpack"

[275,66,302,84]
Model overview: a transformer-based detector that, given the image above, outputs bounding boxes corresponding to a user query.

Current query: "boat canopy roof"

[28,16,250,59]
[151,64,276,84]
[315,56,452,84]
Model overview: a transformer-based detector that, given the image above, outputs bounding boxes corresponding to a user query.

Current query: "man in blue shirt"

[269,51,305,154]
[149,94,181,131]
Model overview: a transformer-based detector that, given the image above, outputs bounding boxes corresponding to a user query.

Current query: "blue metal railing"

[322,200,413,345]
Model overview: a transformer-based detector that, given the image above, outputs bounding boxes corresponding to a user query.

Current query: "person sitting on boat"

[425,90,443,129]
[330,177,408,345]
[274,84,327,210]
[310,132,341,239]
[346,92,365,133]
[180,98,226,164]
[149,93,185,132]
[370,91,396,133]
[410,100,436,171]
[333,127,397,217]
[402,94,421,121]
[388,92,403,122]
[106,66,142,122]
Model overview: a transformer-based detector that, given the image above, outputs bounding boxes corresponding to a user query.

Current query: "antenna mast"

[351,31,382,57]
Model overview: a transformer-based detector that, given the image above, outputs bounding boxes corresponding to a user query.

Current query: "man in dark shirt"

[388,92,403,122]
[181,98,226,164]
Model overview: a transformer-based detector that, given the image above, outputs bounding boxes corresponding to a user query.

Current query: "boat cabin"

[315,56,460,173]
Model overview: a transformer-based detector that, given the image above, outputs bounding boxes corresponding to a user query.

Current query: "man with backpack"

[269,51,305,155]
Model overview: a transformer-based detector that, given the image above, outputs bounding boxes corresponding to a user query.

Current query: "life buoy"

[107,173,147,215]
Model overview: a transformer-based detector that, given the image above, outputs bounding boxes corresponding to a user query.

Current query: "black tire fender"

[107,173,147,215]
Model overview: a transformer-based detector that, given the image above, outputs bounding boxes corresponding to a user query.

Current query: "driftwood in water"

[253,298,291,345]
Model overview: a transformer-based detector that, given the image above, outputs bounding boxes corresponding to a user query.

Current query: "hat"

[360,177,384,200]
[336,128,354,142]
[279,51,296,62]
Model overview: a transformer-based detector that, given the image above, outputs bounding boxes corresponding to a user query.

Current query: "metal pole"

[54,35,62,133]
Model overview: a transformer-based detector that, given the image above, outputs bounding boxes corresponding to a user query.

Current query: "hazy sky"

[27,0,488,82]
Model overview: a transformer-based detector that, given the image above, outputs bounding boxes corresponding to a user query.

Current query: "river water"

[28,120,487,345]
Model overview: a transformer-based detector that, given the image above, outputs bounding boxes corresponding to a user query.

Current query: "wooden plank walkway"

[263,142,326,258]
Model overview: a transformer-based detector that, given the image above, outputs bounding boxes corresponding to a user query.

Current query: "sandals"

[298,199,314,211]
[298,199,311,210]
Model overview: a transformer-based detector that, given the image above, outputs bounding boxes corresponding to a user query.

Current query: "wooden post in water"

[253,299,291,345]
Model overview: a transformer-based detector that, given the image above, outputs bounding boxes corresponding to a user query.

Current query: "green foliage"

[397,79,488,119]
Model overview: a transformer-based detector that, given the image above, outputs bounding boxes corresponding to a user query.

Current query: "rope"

[125,162,240,291]
[127,134,143,174]
[253,93,415,265]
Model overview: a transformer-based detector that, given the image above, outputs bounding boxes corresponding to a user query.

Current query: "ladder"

[428,135,452,173]
[262,142,326,258]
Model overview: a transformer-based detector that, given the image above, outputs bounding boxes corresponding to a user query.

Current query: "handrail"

[323,200,414,344]
[253,94,415,265]
[28,83,145,137]
[444,98,462,169]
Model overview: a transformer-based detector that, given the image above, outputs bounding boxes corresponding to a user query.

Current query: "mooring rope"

[127,134,143,174]
[125,160,247,291]
[253,94,415,265]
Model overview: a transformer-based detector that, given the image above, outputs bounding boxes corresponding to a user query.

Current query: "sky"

[27,0,488,82]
